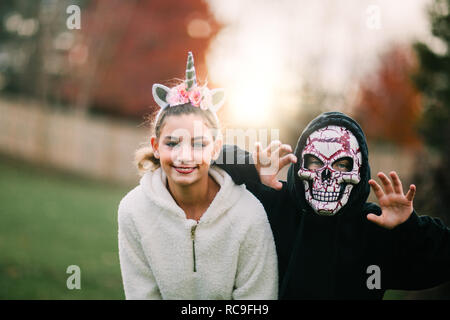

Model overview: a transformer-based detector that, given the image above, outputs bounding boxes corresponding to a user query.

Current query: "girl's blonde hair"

[134,103,221,176]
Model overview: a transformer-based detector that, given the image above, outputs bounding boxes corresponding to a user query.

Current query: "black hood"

[286,111,371,218]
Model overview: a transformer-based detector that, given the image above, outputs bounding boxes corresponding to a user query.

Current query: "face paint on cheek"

[297,125,362,216]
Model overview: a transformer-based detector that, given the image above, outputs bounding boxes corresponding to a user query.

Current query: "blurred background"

[0,0,449,299]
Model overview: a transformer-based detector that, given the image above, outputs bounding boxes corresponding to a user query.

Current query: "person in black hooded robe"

[215,111,450,299]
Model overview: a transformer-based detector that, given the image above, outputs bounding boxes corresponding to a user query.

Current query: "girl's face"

[151,113,222,187]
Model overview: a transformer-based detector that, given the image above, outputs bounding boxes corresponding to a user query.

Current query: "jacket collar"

[140,166,245,224]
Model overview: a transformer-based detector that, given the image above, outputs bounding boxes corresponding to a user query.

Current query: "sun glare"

[227,71,274,126]
[208,26,286,127]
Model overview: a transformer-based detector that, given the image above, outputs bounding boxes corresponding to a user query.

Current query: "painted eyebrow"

[162,136,210,141]
[162,136,180,141]
[192,136,210,141]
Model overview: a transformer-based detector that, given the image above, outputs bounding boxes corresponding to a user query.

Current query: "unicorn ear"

[152,84,171,108]
[209,88,225,113]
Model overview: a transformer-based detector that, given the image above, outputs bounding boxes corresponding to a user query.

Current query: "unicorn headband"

[152,52,225,121]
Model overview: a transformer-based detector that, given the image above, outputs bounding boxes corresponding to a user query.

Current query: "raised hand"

[367,171,416,229]
[252,140,297,190]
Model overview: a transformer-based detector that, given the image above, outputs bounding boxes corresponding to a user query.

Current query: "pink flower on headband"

[189,89,202,107]
[167,83,189,106]
[166,83,213,109]
[177,84,189,99]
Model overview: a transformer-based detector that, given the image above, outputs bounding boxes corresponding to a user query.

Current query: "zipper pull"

[191,225,197,240]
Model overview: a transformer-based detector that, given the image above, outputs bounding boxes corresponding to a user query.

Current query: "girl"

[118,52,278,300]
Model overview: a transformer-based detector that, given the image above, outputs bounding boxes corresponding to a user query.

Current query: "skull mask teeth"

[297,125,362,216]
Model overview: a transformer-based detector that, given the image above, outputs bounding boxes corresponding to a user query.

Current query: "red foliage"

[353,46,423,149]
[62,0,220,120]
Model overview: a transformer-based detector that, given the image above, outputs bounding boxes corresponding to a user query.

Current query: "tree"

[61,0,220,120]
[0,0,219,121]
[353,46,423,149]
[413,0,450,153]
[412,0,450,225]
[410,0,450,299]
[0,0,89,102]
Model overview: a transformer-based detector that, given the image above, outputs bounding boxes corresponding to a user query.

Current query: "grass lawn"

[0,155,133,299]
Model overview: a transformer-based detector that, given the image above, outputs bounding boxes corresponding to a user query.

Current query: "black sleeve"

[385,211,450,290]
[214,144,260,186]
[214,144,285,220]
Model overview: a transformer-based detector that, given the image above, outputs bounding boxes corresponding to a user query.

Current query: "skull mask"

[297,125,362,216]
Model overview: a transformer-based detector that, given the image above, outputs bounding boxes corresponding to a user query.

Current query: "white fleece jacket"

[118,166,278,300]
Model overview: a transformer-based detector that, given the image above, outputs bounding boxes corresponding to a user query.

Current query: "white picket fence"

[0,98,149,185]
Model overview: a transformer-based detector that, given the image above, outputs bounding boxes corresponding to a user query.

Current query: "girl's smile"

[173,165,197,174]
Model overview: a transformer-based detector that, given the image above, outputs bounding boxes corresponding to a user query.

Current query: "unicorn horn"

[185,51,197,91]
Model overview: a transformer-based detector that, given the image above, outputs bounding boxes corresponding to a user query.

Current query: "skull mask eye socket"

[304,154,324,170]
[331,157,353,172]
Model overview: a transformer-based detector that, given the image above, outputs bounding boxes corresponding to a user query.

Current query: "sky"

[205,0,440,126]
